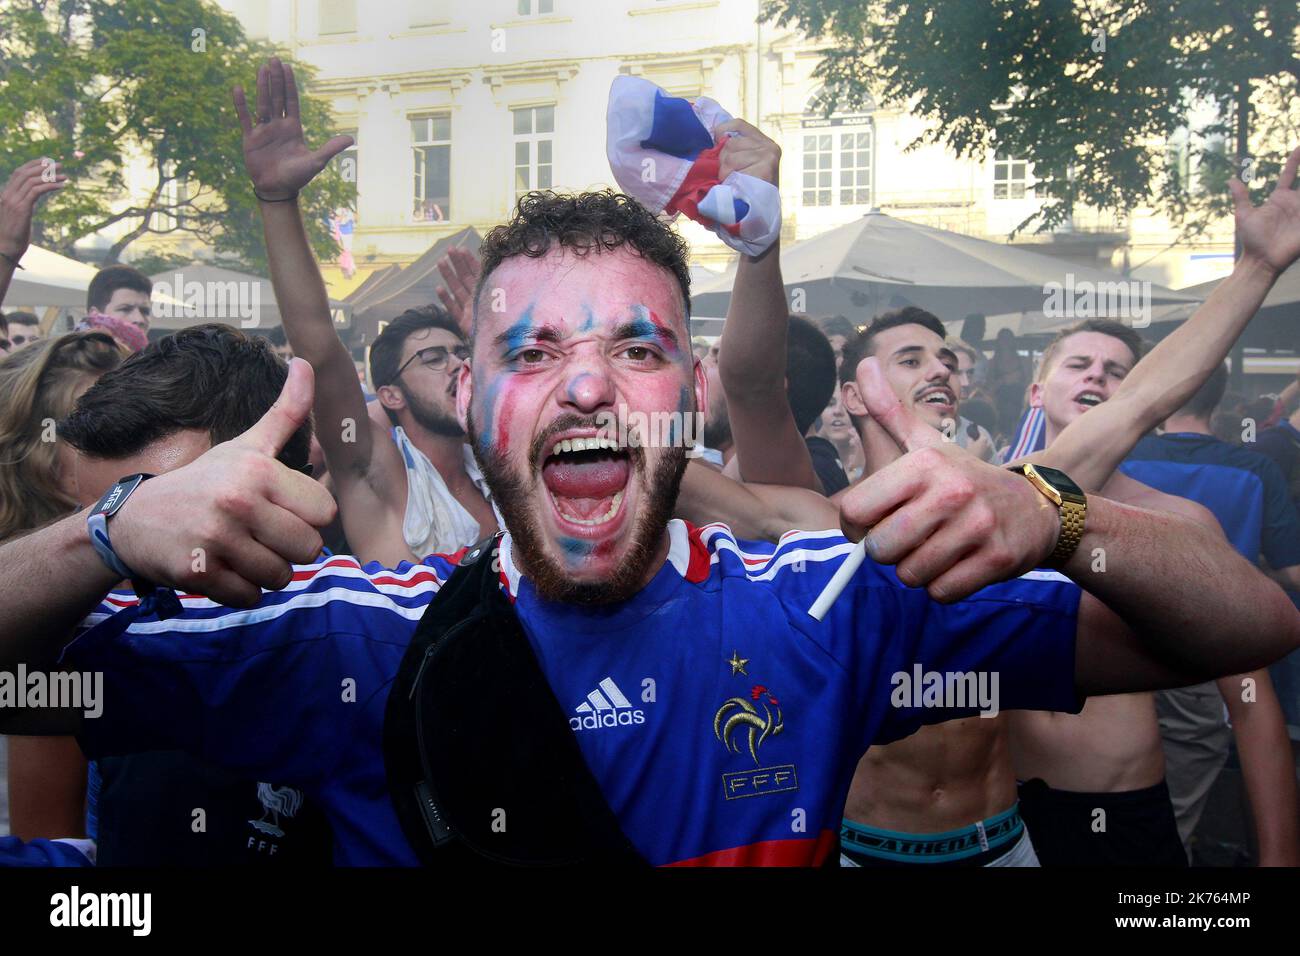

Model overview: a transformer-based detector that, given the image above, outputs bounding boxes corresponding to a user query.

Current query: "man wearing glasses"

[224,70,499,567]
[366,312,499,562]
[269,289,498,565]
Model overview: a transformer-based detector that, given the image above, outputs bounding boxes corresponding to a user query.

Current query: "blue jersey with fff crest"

[63,519,1081,867]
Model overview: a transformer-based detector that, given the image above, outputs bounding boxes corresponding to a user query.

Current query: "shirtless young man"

[1009,321,1298,866]
[673,144,1300,866]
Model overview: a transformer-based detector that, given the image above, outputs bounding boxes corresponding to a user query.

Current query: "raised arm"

[436,246,481,341]
[837,364,1300,696]
[235,58,414,566]
[676,459,838,541]
[0,159,67,309]
[713,120,820,491]
[1029,145,1300,491]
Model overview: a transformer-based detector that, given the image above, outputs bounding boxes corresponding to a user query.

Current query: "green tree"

[763,0,1300,240]
[0,0,354,271]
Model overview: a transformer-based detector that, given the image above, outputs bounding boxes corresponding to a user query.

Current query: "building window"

[801,124,873,208]
[411,114,451,222]
[801,91,873,208]
[318,0,357,35]
[993,150,1030,199]
[518,0,554,14]
[513,105,554,198]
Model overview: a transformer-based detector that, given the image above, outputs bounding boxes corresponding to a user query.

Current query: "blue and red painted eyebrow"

[492,310,682,354]
[611,319,680,353]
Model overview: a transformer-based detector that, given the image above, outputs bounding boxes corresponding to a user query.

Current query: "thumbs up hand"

[110,359,338,607]
[839,358,1060,602]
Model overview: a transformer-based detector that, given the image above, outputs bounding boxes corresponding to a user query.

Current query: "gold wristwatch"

[1007,463,1087,568]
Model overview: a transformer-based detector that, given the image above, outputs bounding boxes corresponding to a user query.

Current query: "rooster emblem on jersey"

[249,783,303,838]
[714,685,784,765]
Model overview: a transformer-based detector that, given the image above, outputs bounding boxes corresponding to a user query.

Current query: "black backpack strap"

[383,536,646,867]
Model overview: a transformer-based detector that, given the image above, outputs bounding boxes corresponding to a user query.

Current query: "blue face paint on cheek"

[477,376,504,449]
[669,384,692,446]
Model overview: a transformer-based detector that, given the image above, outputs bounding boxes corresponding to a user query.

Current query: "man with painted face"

[1,61,1297,867]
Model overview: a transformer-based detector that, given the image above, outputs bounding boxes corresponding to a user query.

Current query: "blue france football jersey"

[64,520,1081,866]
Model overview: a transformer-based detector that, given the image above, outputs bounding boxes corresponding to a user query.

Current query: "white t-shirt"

[392,426,501,558]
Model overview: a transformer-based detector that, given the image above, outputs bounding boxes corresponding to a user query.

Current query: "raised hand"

[436,245,482,337]
[111,359,338,608]
[0,158,67,260]
[839,358,1059,602]
[233,58,353,201]
[714,117,781,187]
[1233,144,1300,277]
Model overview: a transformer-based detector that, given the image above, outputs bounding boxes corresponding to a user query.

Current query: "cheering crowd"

[0,58,1298,869]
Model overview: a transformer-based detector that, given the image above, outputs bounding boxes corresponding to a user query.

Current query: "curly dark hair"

[474,190,692,325]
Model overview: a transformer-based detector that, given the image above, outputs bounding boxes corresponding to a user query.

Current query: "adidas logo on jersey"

[570,677,646,731]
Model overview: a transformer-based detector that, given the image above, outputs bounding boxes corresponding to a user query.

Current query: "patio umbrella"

[2,245,103,308]
[1140,263,1300,352]
[691,210,1200,330]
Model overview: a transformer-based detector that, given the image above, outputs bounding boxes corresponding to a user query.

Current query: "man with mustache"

[0,61,1297,867]
[828,309,1048,865]
[676,143,1300,867]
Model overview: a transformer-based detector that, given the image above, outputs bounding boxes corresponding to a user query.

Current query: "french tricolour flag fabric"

[607,75,780,256]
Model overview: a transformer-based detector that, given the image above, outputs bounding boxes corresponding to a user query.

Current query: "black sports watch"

[87,473,181,617]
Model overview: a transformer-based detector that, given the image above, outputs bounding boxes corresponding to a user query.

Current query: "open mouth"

[541,435,632,532]
[1074,390,1104,408]
[916,387,955,411]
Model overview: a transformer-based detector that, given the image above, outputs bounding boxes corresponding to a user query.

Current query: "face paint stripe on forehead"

[498,303,539,352]
[623,304,682,356]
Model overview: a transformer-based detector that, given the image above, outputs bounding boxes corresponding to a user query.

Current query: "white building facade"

[198,0,1233,299]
